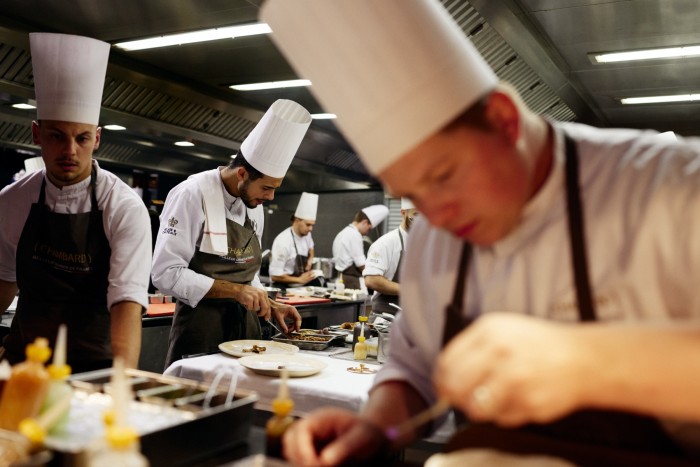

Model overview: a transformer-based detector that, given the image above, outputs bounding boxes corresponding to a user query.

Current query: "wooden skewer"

[384,398,451,441]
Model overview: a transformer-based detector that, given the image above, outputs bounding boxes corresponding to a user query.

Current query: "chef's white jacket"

[269,226,315,276]
[363,227,407,281]
[374,122,700,444]
[332,224,365,271]
[0,161,151,309]
[151,168,264,308]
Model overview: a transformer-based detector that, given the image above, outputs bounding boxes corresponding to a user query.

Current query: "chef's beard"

[239,179,258,209]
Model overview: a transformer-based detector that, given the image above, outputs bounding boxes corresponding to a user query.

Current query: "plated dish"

[271,331,344,351]
[218,340,299,358]
[238,354,327,377]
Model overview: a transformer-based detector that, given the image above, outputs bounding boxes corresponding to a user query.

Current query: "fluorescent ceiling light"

[114,23,271,51]
[620,94,700,105]
[104,124,126,131]
[174,141,195,147]
[12,103,35,110]
[311,113,337,120]
[230,79,311,91]
[592,45,700,63]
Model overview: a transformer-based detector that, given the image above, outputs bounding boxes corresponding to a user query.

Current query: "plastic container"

[0,338,51,431]
[89,426,149,467]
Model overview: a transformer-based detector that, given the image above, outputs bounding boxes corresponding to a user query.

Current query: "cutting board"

[146,302,176,317]
[276,295,331,305]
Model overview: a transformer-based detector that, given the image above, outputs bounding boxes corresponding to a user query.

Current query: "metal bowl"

[263,286,281,300]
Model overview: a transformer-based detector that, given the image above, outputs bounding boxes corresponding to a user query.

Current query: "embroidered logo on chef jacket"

[162,216,178,236]
[367,250,382,265]
[548,293,623,322]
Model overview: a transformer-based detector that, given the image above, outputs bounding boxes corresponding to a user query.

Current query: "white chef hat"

[401,198,415,210]
[30,33,110,126]
[24,156,45,174]
[295,192,319,221]
[261,0,498,176]
[362,205,389,227]
[240,99,312,178]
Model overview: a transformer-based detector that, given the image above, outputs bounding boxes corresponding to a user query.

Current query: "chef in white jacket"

[152,99,309,368]
[332,204,389,290]
[363,198,418,315]
[269,192,323,288]
[263,1,700,465]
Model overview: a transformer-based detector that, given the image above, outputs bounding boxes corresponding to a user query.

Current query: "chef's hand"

[434,312,595,427]
[283,408,387,467]
[270,300,302,333]
[230,283,271,319]
[297,270,317,285]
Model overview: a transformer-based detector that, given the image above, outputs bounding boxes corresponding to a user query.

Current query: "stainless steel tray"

[47,367,258,466]
[271,332,343,351]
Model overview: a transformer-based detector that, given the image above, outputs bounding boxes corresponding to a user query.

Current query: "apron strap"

[441,243,472,346]
[564,135,596,321]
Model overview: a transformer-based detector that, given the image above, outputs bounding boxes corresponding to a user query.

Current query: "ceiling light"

[311,113,337,120]
[104,124,126,131]
[175,141,195,147]
[114,23,271,51]
[12,103,35,110]
[592,45,700,63]
[620,94,700,105]
[230,79,311,91]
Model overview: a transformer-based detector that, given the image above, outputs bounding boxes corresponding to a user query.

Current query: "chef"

[269,192,323,288]
[362,199,418,315]
[152,99,308,369]
[332,204,389,290]
[0,33,151,372]
[263,1,700,465]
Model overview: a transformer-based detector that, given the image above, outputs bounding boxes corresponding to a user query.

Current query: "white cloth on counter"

[151,167,264,308]
[374,122,700,442]
[332,224,365,271]
[363,227,406,281]
[0,161,151,309]
[269,226,315,276]
[191,170,229,256]
[164,352,375,416]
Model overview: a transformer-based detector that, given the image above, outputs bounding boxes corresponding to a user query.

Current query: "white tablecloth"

[163,351,379,416]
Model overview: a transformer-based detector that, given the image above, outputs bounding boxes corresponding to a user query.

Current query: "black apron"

[165,213,263,368]
[5,171,113,373]
[272,229,322,289]
[441,135,687,460]
[341,264,363,290]
[370,229,404,315]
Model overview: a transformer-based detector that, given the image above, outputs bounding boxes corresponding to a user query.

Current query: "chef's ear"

[484,89,520,146]
[235,166,248,181]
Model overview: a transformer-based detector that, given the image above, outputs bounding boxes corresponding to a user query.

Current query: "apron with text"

[6,171,113,373]
[165,214,262,368]
[441,135,686,460]
[272,229,322,289]
[371,229,404,315]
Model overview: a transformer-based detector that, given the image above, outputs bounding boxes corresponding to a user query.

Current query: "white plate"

[238,354,327,377]
[218,340,299,358]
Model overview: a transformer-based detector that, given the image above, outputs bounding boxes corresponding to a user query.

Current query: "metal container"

[47,368,257,467]
[263,286,281,300]
[271,332,343,351]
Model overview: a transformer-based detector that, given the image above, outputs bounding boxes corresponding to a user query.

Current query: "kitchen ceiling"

[0,0,697,192]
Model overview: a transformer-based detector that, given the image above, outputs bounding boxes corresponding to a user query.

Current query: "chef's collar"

[487,121,566,258]
[45,160,99,195]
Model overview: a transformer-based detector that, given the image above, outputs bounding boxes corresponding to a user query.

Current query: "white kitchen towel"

[191,170,228,255]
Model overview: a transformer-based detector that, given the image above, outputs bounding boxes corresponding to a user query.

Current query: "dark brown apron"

[165,213,262,368]
[6,170,113,373]
[370,229,404,315]
[441,135,690,462]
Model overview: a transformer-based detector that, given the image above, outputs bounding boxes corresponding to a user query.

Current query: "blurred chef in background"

[263,0,700,465]
[332,204,389,290]
[152,99,307,369]
[363,198,418,315]
[269,192,323,289]
[0,33,151,372]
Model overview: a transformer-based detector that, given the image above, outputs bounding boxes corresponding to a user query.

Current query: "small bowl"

[263,286,281,300]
